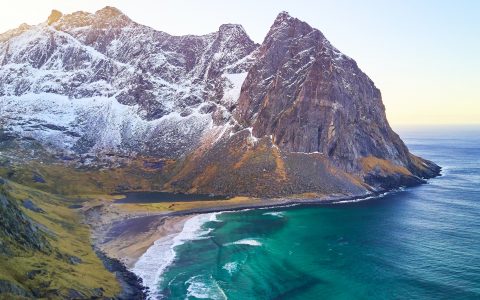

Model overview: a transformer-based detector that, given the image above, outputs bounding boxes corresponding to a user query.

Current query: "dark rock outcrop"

[96,250,148,299]
[0,279,34,298]
[22,199,45,213]
[26,269,47,280]
[32,174,46,184]
[0,188,51,254]
[66,288,86,299]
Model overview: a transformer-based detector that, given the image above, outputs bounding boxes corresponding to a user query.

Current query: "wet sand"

[83,201,193,268]
[101,215,192,268]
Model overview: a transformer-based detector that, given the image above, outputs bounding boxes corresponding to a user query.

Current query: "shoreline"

[131,213,220,298]
[87,189,397,268]
[87,208,193,268]
[84,184,432,298]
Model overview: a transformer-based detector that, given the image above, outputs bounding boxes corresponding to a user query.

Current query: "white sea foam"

[225,239,262,247]
[209,212,222,222]
[185,275,227,300]
[332,191,392,204]
[132,212,220,299]
[222,261,239,275]
[263,211,285,217]
[220,203,298,215]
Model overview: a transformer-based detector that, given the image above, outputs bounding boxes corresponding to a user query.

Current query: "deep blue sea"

[135,126,480,299]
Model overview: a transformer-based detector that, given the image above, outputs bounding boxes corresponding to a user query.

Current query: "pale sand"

[100,215,192,268]
[83,201,193,268]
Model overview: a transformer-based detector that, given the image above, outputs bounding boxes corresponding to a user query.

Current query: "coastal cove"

[0,3,478,299]
[103,126,480,299]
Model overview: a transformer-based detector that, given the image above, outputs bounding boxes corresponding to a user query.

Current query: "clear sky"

[0,0,478,125]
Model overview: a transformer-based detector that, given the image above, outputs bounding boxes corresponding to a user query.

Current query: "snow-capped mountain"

[0,7,439,196]
[0,7,256,157]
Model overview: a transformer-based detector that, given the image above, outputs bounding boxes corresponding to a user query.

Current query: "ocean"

[134,126,480,299]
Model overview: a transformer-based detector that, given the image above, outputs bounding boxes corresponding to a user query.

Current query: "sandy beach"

[83,190,377,269]
[84,200,194,268]
[103,215,192,268]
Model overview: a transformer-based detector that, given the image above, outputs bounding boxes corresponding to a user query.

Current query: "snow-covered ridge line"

[0,6,256,156]
[0,93,217,157]
[0,7,369,165]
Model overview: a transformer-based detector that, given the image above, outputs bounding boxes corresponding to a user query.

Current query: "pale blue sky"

[1,0,479,124]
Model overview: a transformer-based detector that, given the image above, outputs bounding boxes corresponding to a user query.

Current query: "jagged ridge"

[0,7,257,157]
[0,7,440,197]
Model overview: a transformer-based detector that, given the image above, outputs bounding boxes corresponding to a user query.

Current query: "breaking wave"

[224,238,262,247]
[132,212,220,299]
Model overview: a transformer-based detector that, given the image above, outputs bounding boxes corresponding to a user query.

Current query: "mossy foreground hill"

[0,179,146,299]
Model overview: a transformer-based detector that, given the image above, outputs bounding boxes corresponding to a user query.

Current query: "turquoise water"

[143,127,480,299]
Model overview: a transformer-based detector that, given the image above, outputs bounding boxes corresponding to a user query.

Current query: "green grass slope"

[0,180,121,299]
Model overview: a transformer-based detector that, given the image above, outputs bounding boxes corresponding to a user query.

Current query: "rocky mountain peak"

[52,7,131,32]
[18,23,31,30]
[271,11,308,29]
[274,11,293,23]
[216,23,255,51]
[235,10,419,175]
[47,9,63,25]
[0,7,440,196]
[218,24,246,35]
[266,11,323,43]
[215,23,257,53]
[90,6,131,26]
[0,23,32,42]
[95,6,125,18]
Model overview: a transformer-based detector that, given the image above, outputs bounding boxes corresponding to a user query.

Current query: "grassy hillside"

[0,158,173,196]
[0,180,121,299]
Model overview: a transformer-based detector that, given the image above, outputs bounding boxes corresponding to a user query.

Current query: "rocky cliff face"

[0,7,440,197]
[236,13,421,172]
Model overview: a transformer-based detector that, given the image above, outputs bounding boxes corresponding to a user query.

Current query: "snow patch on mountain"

[0,93,215,156]
[221,72,248,107]
[0,7,259,156]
